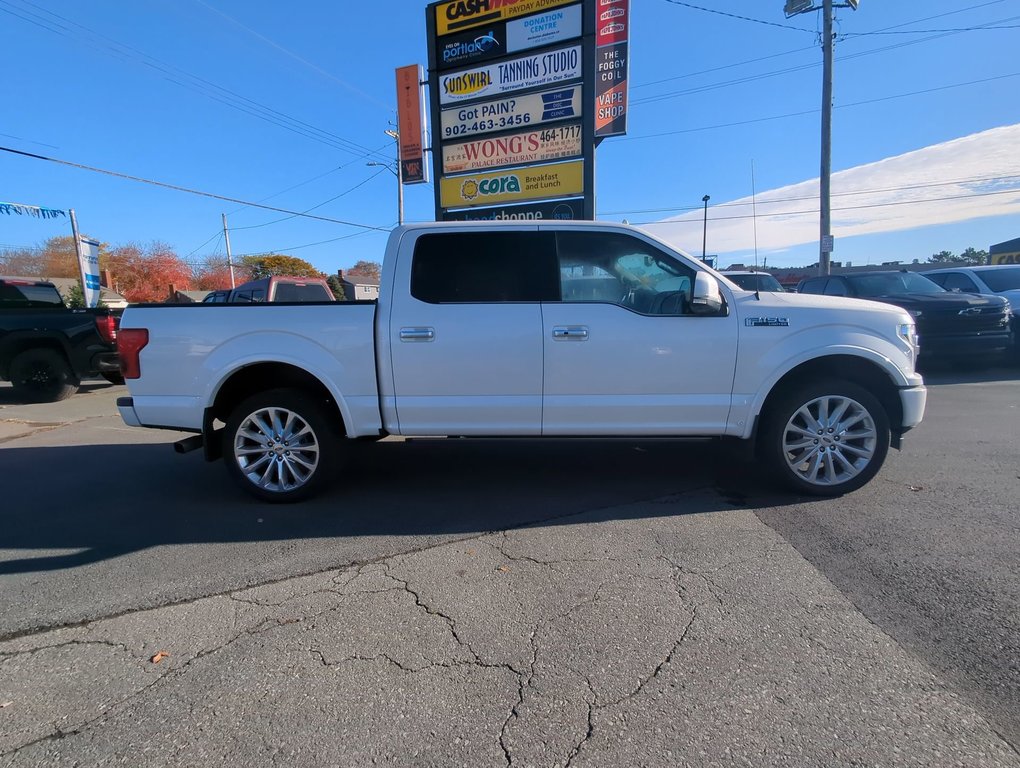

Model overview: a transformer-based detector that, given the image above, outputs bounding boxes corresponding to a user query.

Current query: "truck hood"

[855,292,1009,312]
[737,290,910,321]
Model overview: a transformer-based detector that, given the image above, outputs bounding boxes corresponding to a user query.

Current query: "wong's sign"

[440,159,584,208]
[443,122,582,174]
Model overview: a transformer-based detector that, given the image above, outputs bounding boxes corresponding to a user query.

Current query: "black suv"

[797,270,1012,360]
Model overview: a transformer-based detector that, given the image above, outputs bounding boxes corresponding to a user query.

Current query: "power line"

[622,72,1020,142]
[627,187,1020,226]
[844,25,1020,35]
[661,0,814,33]
[632,12,1020,107]
[190,0,393,114]
[0,145,390,232]
[599,174,1020,216]
[0,0,392,162]
[231,167,390,232]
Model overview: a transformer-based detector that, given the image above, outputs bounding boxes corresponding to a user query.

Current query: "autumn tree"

[0,236,109,279]
[106,242,193,303]
[240,254,321,280]
[0,246,43,276]
[346,259,381,281]
[194,256,252,291]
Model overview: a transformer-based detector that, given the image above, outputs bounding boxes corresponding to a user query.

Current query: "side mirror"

[691,272,725,315]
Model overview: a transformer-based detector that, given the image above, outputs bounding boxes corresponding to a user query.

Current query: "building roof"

[1,275,129,307]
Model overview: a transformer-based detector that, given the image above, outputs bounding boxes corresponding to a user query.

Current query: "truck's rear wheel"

[223,388,341,502]
[761,379,890,496]
[9,349,80,402]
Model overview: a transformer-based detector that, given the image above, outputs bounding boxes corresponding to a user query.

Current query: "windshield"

[979,267,1020,292]
[725,273,784,292]
[846,272,944,296]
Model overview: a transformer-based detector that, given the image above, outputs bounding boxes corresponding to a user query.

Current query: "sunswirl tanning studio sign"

[439,45,581,105]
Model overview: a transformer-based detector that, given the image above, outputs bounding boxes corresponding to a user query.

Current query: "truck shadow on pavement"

[0,437,793,575]
[0,380,118,406]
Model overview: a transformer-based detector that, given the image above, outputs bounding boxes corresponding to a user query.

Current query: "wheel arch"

[756,354,903,446]
[209,362,348,436]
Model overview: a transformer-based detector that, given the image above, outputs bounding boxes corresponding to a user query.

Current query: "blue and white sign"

[506,4,582,52]
[77,237,102,308]
[440,86,582,139]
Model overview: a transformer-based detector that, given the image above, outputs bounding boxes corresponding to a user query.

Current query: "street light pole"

[701,195,710,261]
[384,129,403,225]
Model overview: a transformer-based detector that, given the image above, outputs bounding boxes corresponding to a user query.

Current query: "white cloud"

[644,124,1020,256]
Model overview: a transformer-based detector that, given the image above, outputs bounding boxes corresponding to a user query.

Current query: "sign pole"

[69,208,88,305]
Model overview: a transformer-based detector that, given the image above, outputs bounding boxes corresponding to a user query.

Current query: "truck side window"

[823,279,848,296]
[411,232,558,303]
[938,272,979,293]
[554,231,695,315]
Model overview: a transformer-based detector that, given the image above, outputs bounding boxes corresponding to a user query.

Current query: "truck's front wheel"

[761,379,890,496]
[9,348,80,402]
[223,388,341,502]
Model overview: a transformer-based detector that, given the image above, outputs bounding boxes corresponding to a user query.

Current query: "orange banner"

[396,65,426,183]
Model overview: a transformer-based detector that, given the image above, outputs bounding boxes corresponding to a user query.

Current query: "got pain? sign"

[440,159,584,208]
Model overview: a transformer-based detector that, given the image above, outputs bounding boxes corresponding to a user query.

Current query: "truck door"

[541,228,738,435]
[386,229,558,436]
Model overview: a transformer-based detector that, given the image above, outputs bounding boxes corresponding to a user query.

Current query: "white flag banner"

[78,237,102,308]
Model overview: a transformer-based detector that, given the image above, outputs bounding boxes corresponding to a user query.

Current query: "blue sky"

[1,0,1018,274]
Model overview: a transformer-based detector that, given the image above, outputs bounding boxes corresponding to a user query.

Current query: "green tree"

[64,282,86,309]
[928,248,987,266]
[325,274,347,301]
[241,254,321,280]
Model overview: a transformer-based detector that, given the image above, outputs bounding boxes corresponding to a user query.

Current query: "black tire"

[101,371,126,385]
[222,388,344,503]
[760,379,890,497]
[9,349,80,403]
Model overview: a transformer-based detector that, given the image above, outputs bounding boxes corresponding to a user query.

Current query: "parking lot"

[1,366,1018,766]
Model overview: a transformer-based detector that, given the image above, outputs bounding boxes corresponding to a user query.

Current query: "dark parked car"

[0,279,122,401]
[722,271,786,292]
[797,270,1012,361]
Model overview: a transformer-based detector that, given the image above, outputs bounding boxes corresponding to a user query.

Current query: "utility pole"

[222,213,236,288]
[784,0,857,276]
[701,195,710,261]
[819,0,834,276]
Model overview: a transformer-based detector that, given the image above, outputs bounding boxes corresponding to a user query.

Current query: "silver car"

[925,265,1020,338]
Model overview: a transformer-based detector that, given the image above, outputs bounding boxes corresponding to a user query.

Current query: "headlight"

[897,322,917,347]
[897,322,919,368]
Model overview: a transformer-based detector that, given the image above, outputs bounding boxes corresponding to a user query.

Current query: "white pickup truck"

[116,221,926,502]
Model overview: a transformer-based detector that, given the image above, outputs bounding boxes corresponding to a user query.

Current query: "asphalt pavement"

[0,368,1017,766]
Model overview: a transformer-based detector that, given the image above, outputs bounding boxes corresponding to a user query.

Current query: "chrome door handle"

[552,326,589,341]
[399,327,435,342]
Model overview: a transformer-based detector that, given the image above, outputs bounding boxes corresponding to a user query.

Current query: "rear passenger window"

[411,232,558,303]
[275,283,331,302]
